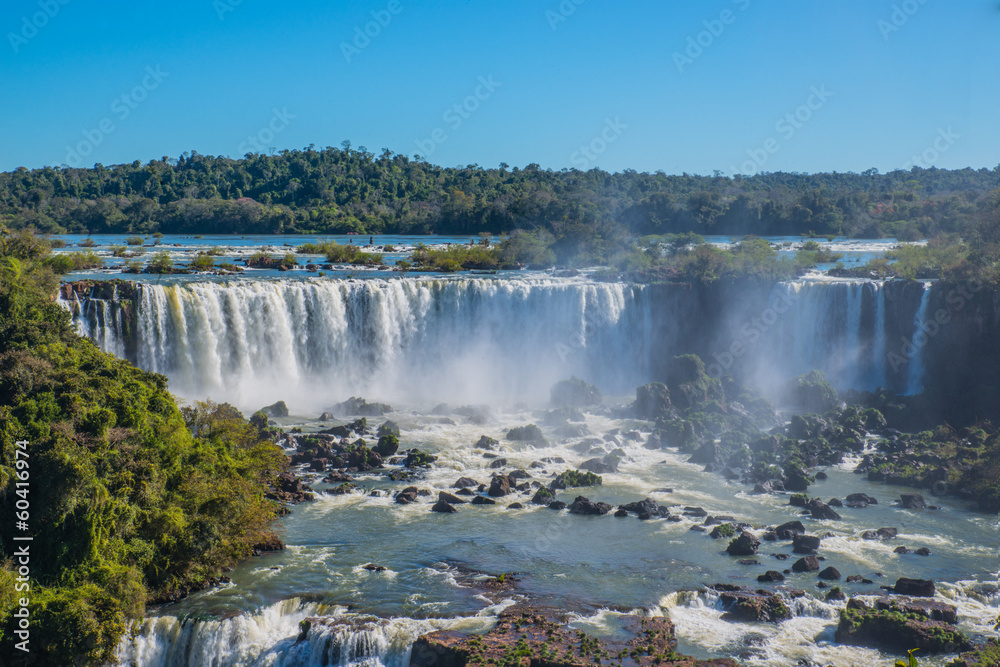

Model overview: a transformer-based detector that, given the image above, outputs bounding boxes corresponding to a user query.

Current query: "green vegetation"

[551,470,603,489]
[189,253,215,271]
[0,227,286,664]
[147,250,174,274]
[4,149,1000,245]
[124,235,144,246]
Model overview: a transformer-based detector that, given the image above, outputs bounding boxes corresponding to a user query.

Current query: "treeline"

[2,145,1000,239]
[0,227,287,664]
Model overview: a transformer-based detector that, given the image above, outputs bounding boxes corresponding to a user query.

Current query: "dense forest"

[2,145,1000,240]
[0,227,287,665]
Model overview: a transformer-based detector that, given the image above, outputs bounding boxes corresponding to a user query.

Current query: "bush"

[125,236,145,246]
[147,251,173,273]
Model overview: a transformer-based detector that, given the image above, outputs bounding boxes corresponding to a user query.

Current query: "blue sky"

[1,0,997,175]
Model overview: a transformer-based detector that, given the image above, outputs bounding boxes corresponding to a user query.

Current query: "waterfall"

[904,284,932,395]
[112,598,497,667]
[763,280,892,392]
[62,276,932,407]
[70,277,651,410]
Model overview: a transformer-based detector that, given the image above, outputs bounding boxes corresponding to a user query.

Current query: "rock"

[336,396,392,416]
[915,547,931,556]
[789,493,808,507]
[815,471,828,480]
[726,531,760,556]
[826,587,847,601]
[709,524,736,539]
[774,521,806,540]
[614,509,629,517]
[550,377,603,407]
[377,420,400,438]
[409,604,738,667]
[568,496,612,516]
[438,491,466,505]
[808,501,842,521]
[531,488,555,505]
[633,382,671,419]
[620,498,659,515]
[792,534,822,554]
[818,566,841,580]
[252,533,285,552]
[488,476,510,497]
[550,470,602,490]
[431,500,457,513]
[894,578,935,597]
[548,500,567,510]
[474,435,499,450]
[508,502,523,509]
[894,546,910,554]
[835,601,970,653]
[373,434,399,457]
[846,492,878,505]
[758,570,785,583]
[452,477,479,489]
[506,424,546,442]
[712,584,792,623]
[897,599,958,624]
[900,493,926,510]
[828,497,843,507]
[404,449,437,469]
[318,411,335,421]
[683,506,708,518]
[580,457,618,474]
[362,563,386,572]
[395,488,418,504]
[259,400,289,418]
[792,556,820,572]
[471,496,496,505]
[877,526,898,539]
[488,458,508,469]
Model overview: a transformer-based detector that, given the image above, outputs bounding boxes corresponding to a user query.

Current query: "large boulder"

[550,470,602,490]
[568,496,612,516]
[488,476,511,497]
[774,520,805,540]
[792,534,821,554]
[373,434,399,457]
[336,396,392,416]
[712,584,791,623]
[835,601,970,653]
[792,556,820,572]
[665,355,724,411]
[783,370,840,413]
[726,531,760,556]
[550,377,603,407]
[506,424,546,443]
[259,400,289,418]
[894,578,935,597]
[633,382,671,420]
[900,494,926,510]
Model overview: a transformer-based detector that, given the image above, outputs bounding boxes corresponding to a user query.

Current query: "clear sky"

[1,0,997,175]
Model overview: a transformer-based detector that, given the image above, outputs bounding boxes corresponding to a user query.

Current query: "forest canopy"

[2,146,999,240]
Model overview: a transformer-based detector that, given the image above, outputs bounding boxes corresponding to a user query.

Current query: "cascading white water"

[62,276,936,408]
[764,280,899,392]
[113,597,500,667]
[904,284,933,395]
[124,277,651,410]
